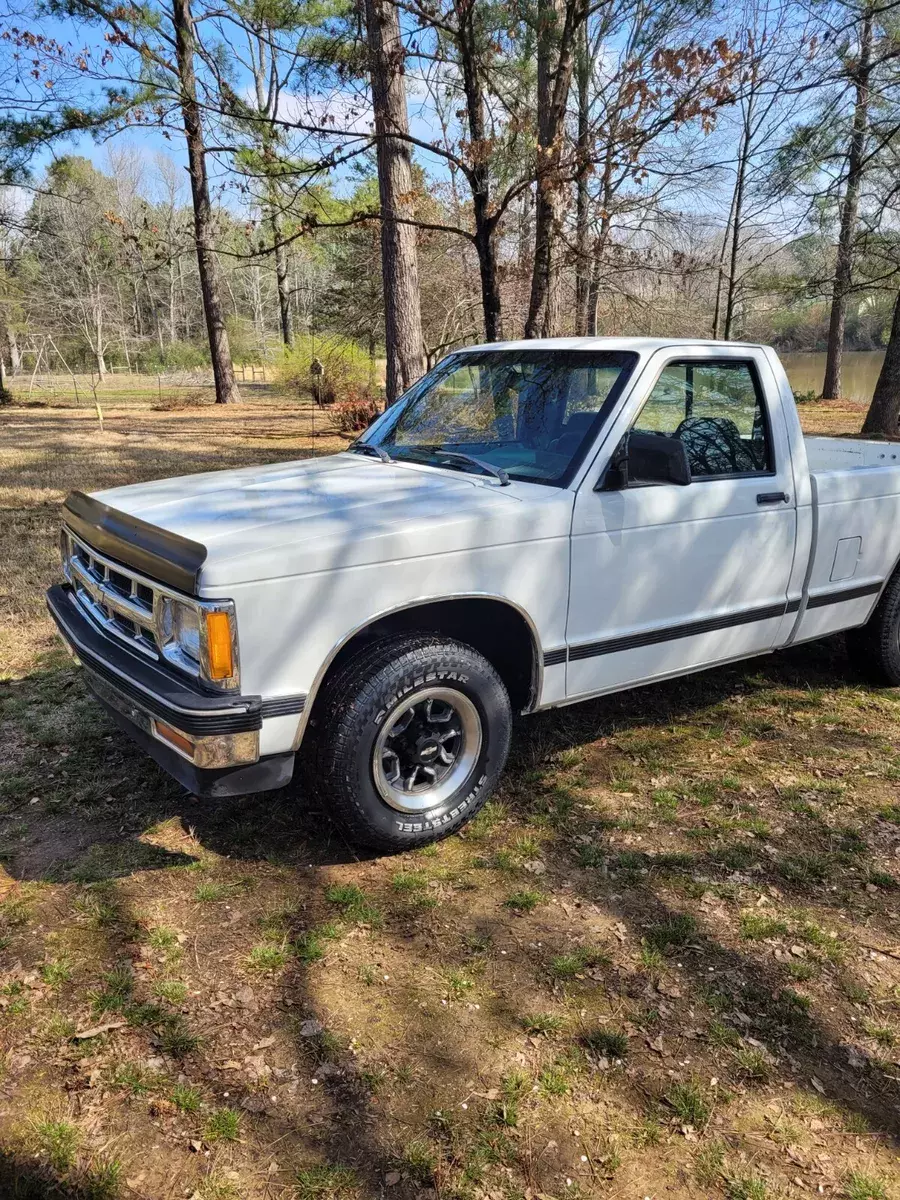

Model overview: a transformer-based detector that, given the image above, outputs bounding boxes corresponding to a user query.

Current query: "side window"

[633,360,773,478]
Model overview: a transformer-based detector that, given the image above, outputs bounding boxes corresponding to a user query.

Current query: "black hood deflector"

[62,490,207,595]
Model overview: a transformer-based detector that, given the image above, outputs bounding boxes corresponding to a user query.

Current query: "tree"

[364,0,424,401]
[862,286,900,435]
[822,3,873,398]
[172,0,242,402]
[5,0,243,401]
[524,0,588,338]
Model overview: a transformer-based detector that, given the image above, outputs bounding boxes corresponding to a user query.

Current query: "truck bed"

[793,436,900,644]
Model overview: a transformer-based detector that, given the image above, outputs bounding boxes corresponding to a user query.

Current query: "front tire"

[304,633,512,851]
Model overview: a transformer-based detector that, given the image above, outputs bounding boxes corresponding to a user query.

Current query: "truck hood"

[91,452,572,588]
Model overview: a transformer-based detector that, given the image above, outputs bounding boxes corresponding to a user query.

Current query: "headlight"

[158,598,238,689]
[160,599,201,664]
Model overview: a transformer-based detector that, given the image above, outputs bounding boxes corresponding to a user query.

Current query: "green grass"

[644,913,697,954]
[295,923,341,963]
[112,1062,155,1095]
[34,1119,80,1172]
[171,1083,203,1113]
[204,1107,240,1142]
[582,1028,629,1058]
[733,1047,772,1080]
[153,979,188,1003]
[246,941,290,971]
[324,883,381,925]
[156,1015,200,1057]
[391,870,429,893]
[665,1080,712,1127]
[445,970,475,999]
[548,945,609,980]
[294,1164,359,1198]
[89,964,133,1014]
[503,889,545,912]
[194,881,229,902]
[520,1012,564,1035]
[843,1172,888,1200]
[727,1175,768,1200]
[40,956,74,987]
[739,912,788,940]
[695,1139,726,1187]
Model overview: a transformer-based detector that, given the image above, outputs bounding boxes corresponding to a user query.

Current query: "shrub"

[278,334,373,404]
[792,387,819,405]
[332,390,381,432]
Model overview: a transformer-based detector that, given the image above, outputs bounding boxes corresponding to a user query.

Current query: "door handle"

[757,491,790,505]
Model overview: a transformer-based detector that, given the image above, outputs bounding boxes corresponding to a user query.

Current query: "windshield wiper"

[434,450,510,486]
[349,442,392,463]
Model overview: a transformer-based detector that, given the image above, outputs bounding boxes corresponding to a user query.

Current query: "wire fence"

[6,367,282,409]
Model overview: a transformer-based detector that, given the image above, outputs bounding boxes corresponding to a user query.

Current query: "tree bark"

[172,0,241,404]
[6,327,21,374]
[822,6,873,400]
[862,291,900,437]
[524,0,586,339]
[574,21,590,336]
[272,211,294,348]
[364,0,425,403]
[722,86,756,341]
[455,0,502,341]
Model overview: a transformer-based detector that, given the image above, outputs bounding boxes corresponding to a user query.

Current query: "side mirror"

[598,430,691,490]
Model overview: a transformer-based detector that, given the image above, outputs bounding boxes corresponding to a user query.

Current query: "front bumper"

[47,584,295,798]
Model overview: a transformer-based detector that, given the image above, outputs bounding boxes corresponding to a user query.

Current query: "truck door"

[566,352,797,700]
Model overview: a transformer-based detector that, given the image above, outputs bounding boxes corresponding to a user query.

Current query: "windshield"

[357,349,638,486]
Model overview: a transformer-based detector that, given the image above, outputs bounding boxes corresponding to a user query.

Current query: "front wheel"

[304,633,512,851]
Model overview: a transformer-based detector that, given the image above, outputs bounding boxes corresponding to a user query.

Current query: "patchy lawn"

[0,399,898,1200]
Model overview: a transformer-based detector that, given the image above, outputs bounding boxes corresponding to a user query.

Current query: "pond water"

[781,350,885,405]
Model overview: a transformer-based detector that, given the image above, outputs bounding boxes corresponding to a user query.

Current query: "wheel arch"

[293,594,543,749]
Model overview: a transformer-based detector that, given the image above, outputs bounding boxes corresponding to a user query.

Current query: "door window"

[633,360,773,478]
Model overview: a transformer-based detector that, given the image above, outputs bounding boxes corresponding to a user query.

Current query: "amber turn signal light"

[205,611,234,680]
[153,720,195,759]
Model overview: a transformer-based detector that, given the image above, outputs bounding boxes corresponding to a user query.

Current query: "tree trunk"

[723,87,755,341]
[455,0,502,341]
[711,182,738,338]
[574,21,590,336]
[96,350,107,377]
[822,7,873,400]
[273,212,294,348]
[6,327,21,374]
[172,0,241,404]
[364,0,425,403]
[862,291,900,437]
[525,0,586,339]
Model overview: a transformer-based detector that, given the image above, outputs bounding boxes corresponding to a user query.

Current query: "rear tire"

[846,573,899,684]
[303,633,512,851]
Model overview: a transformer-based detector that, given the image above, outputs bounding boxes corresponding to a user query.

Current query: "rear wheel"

[304,633,512,851]
[846,573,899,683]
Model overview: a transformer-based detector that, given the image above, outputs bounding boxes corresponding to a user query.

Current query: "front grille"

[61,527,161,661]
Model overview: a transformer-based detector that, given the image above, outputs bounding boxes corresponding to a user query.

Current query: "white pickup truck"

[48,337,900,849]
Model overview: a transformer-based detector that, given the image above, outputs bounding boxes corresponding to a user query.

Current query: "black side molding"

[63,490,207,595]
[806,581,881,609]
[568,600,790,662]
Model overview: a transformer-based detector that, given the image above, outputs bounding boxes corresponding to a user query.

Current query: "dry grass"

[0,396,899,1199]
